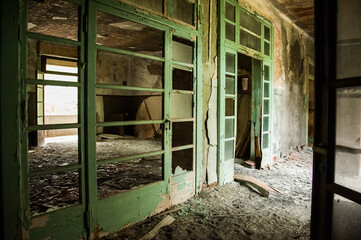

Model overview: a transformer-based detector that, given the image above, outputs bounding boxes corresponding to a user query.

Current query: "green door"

[261,61,272,166]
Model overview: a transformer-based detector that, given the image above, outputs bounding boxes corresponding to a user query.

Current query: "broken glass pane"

[264,42,270,56]
[29,170,80,214]
[225,98,234,116]
[173,68,193,91]
[97,50,164,89]
[96,126,163,161]
[172,121,194,147]
[97,157,163,198]
[173,0,195,25]
[97,11,164,57]
[28,129,79,172]
[172,148,193,174]
[264,26,271,41]
[28,0,79,40]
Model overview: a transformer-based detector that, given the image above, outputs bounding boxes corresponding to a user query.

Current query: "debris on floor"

[103,147,312,240]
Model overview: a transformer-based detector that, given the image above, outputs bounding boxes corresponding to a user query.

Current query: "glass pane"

[264,42,270,56]
[264,82,270,98]
[264,26,271,41]
[96,93,163,123]
[96,126,163,161]
[37,103,44,116]
[97,50,164,89]
[226,2,235,22]
[263,116,269,132]
[335,87,361,193]
[226,76,235,94]
[37,87,44,100]
[225,119,234,138]
[336,43,361,79]
[121,0,163,13]
[224,140,234,161]
[226,53,235,73]
[29,170,79,214]
[27,39,78,79]
[173,68,193,91]
[173,0,194,25]
[97,11,164,57]
[171,93,193,119]
[173,37,194,64]
[172,148,193,174]
[28,129,78,172]
[172,121,193,147]
[226,23,235,41]
[225,98,234,116]
[264,65,270,81]
[263,133,269,148]
[332,194,361,240]
[264,99,270,114]
[28,0,79,40]
[97,157,163,198]
[240,10,261,35]
[240,29,261,52]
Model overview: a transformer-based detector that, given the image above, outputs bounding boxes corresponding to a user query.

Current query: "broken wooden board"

[234,174,275,198]
[139,215,175,240]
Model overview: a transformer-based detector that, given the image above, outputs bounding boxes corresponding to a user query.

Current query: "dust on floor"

[104,147,313,240]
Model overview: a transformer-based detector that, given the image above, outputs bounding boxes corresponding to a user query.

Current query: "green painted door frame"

[218,0,274,184]
[7,0,203,239]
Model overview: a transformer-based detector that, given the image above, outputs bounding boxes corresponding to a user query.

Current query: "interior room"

[1,0,360,239]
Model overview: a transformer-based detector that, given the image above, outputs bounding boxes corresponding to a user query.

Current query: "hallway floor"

[105,147,313,240]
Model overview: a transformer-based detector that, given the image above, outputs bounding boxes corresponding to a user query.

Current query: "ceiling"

[268,0,314,36]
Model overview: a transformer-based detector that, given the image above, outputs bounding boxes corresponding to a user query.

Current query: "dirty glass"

[263,116,269,132]
[336,0,361,79]
[225,119,234,138]
[27,39,78,79]
[173,68,193,91]
[121,0,163,13]
[226,23,236,41]
[97,11,164,57]
[264,42,270,56]
[264,82,270,98]
[264,26,271,41]
[226,2,235,22]
[173,37,194,64]
[173,0,195,25]
[172,148,193,174]
[172,121,194,147]
[263,133,269,148]
[29,170,80,214]
[96,50,164,89]
[335,87,361,193]
[224,140,234,161]
[171,93,193,119]
[226,76,235,95]
[239,10,261,35]
[332,194,361,239]
[264,65,270,80]
[226,52,235,73]
[97,158,163,198]
[95,93,163,123]
[96,126,163,161]
[27,0,79,40]
[240,29,261,52]
[264,99,270,115]
[225,98,234,116]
